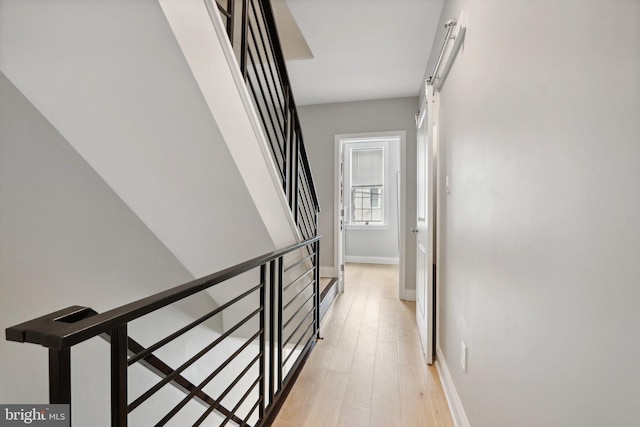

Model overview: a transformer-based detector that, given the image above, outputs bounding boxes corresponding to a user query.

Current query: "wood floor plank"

[342,325,376,409]
[429,390,455,427]
[272,263,454,427]
[337,406,370,427]
[398,363,436,427]
[302,369,349,427]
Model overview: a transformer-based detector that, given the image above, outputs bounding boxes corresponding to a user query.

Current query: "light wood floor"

[272,263,454,427]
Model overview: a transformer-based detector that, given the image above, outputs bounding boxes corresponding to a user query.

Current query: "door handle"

[411,227,419,234]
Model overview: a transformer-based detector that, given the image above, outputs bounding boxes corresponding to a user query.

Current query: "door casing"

[334,131,407,297]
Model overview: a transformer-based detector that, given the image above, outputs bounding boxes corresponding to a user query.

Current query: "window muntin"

[351,186,383,223]
[348,145,385,225]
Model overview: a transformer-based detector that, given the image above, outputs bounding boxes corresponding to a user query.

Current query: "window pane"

[351,186,383,223]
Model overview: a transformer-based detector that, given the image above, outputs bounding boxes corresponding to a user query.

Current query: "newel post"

[111,325,128,427]
[49,348,71,406]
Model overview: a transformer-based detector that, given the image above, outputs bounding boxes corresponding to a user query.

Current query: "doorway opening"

[334,131,407,299]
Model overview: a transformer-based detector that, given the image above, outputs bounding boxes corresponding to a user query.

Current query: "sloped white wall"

[0,0,277,281]
[158,0,300,251]
[0,72,222,423]
[424,1,640,426]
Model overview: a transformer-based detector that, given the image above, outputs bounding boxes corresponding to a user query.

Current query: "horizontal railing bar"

[297,129,320,212]
[282,268,313,293]
[282,292,315,332]
[244,397,261,426]
[128,307,262,413]
[283,252,313,273]
[153,329,261,425]
[246,75,286,176]
[255,2,289,90]
[156,348,260,426]
[249,23,286,119]
[283,319,315,368]
[6,237,319,350]
[283,309,314,349]
[299,208,313,239]
[112,333,245,425]
[299,181,312,207]
[300,175,314,208]
[299,167,314,205]
[301,211,314,240]
[282,279,315,312]
[244,44,285,132]
[245,72,278,138]
[249,0,286,91]
[247,23,286,132]
[297,187,314,234]
[298,217,312,242]
[216,3,232,19]
[193,355,262,426]
[281,332,316,390]
[246,40,286,141]
[219,375,262,427]
[127,282,262,366]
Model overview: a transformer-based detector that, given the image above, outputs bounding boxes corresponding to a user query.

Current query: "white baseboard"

[344,256,399,265]
[320,266,335,278]
[402,289,416,301]
[436,346,470,427]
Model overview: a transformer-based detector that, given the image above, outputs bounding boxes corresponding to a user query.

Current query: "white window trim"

[344,139,390,229]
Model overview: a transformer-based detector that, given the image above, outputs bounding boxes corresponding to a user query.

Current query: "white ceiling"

[280,0,445,106]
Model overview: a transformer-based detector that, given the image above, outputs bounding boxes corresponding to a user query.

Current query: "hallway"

[273,263,454,427]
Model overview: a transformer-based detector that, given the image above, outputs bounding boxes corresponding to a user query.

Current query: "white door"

[415,86,437,364]
[337,141,345,292]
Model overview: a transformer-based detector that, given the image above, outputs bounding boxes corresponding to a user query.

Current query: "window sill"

[346,223,389,231]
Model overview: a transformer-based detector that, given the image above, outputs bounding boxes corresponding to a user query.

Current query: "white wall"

[0,0,301,335]
[344,138,401,264]
[298,98,418,287]
[426,1,640,426]
[0,0,278,281]
[0,72,222,421]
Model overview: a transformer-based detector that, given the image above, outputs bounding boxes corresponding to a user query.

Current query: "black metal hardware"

[6,237,320,426]
[218,0,320,237]
[111,325,127,427]
[48,348,71,405]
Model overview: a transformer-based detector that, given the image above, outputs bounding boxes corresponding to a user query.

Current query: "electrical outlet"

[461,341,467,372]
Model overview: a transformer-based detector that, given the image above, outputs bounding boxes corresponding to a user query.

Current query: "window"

[346,143,387,226]
[352,186,383,222]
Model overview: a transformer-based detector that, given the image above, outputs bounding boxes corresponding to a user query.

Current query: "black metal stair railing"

[104,331,246,426]
[6,237,321,427]
[215,0,320,240]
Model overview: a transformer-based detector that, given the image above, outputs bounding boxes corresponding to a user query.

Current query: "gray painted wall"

[298,97,418,288]
[425,0,640,425]
[0,73,219,422]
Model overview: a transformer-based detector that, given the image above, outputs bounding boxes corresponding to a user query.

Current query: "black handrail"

[6,236,321,426]
[8,237,319,351]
